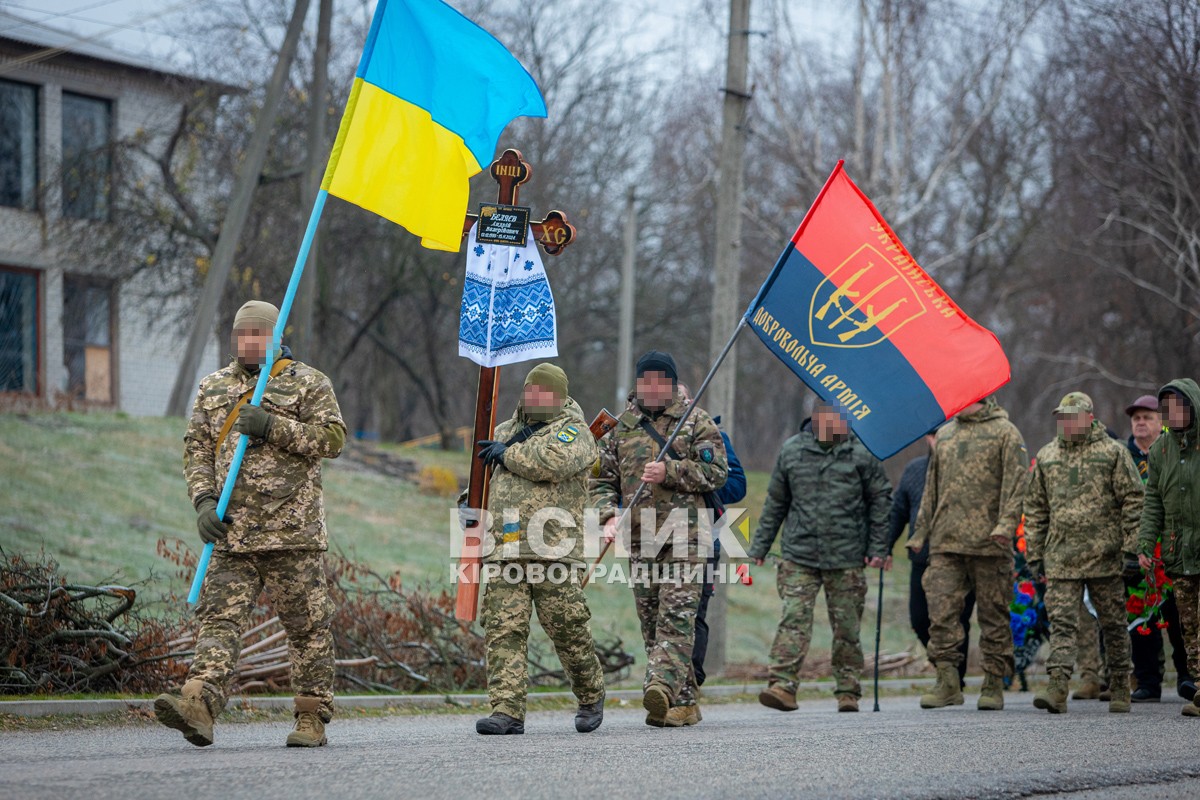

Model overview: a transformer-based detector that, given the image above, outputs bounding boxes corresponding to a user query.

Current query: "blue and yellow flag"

[321,0,546,251]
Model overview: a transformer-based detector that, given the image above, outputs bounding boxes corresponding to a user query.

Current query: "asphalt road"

[4,691,1200,800]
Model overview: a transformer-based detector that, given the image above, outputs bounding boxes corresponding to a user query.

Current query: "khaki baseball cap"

[1053,391,1093,415]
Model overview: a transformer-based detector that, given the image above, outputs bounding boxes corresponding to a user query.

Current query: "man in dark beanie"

[156,300,346,749]
[593,350,728,727]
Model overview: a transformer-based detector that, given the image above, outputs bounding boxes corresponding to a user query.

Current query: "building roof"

[0,9,226,85]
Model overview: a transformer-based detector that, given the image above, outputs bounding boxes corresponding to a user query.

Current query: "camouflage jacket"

[183,358,346,553]
[1139,378,1200,576]
[591,392,728,563]
[911,399,1028,557]
[748,423,892,569]
[484,398,598,565]
[1024,421,1144,579]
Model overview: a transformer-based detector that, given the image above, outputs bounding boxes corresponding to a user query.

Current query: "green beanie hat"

[233,300,279,333]
[525,363,568,398]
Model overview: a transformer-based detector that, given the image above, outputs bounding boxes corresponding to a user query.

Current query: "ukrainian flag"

[322,0,546,251]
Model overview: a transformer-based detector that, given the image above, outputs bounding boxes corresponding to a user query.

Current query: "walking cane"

[873,566,885,712]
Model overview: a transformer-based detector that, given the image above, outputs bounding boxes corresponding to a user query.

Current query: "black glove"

[195,496,230,545]
[476,439,508,467]
[233,404,274,439]
[1122,557,1142,580]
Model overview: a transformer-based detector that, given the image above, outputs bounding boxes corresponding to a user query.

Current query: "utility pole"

[706,0,753,680]
[293,0,332,363]
[616,186,636,409]
[166,0,313,415]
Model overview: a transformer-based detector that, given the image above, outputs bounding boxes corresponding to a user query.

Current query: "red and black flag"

[745,161,1010,458]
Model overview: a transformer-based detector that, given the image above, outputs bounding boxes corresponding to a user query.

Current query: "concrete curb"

[0,676,966,718]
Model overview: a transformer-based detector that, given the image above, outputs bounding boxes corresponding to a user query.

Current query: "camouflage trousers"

[1171,574,1200,679]
[925,553,1014,677]
[768,561,867,698]
[1074,597,1108,683]
[630,560,703,706]
[190,549,335,719]
[1044,576,1130,679]
[481,562,605,721]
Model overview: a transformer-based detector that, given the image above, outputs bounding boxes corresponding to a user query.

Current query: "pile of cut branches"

[2,544,636,697]
[0,548,188,694]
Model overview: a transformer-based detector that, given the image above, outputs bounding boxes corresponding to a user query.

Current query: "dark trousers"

[693,544,720,686]
[911,559,973,684]
[1126,574,1192,691]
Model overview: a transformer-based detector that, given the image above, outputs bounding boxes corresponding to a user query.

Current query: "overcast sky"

[0,0,851,79]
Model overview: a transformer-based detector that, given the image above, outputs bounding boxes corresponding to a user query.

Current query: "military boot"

[1182,703,1200,717]
[836,694,859,712]
[1108,673,1131,713]
[758,683,799,712]
[286,696,328,747]
[1034,670,1069,714]
[664,704,702,727]
[476,712,524,735]
[153,679,215,747]
[574,690,605,733]
[977,673,1005,711]
[643,682,670,727]
[920,663,964,709]
[1072,678,1103,700]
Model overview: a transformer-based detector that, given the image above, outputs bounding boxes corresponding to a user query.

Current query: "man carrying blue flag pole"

[155,301,346,748]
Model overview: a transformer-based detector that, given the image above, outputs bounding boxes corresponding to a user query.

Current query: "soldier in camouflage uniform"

[592,350,728,727]
[470,363,606,735]
[748,403,892,713]
[1137,379,1200,717]
[154,300,346,748]
[1024,392,1143,713]
[909,396,1028,711]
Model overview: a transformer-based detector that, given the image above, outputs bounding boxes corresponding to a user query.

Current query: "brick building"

[0,11,222,415]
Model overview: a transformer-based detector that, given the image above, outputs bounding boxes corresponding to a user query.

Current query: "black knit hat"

[636,350,678,382]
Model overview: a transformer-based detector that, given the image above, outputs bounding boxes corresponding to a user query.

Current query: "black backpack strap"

[638,418,683,460]
[638,418,724,519]
[504,421,548,447]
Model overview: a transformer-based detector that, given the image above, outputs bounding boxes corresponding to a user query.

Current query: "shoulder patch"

[557,425,579,443]
[698,443,715,463]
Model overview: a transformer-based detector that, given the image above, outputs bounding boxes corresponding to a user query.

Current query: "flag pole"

[583,316,749,588]
[873,565,885,711]
[187,190,330,604]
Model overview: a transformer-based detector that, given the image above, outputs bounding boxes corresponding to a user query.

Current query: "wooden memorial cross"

[454,148,577,622]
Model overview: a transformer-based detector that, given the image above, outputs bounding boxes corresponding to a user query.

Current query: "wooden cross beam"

[455,149,578,622]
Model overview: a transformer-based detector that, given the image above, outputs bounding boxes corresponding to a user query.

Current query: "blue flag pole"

[187,189,330,604]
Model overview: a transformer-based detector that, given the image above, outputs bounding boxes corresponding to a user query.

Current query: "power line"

[0,0,128,35]
[1,1,218,48]
[0,0,196,76]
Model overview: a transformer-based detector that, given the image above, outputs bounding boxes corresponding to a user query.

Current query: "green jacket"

[748,424,892,569]
[591,391,728,563]
[484,398,598,565]
[1024,420,1144,579]
[1139,378,1200,576]
[183,358,346,553]
[911,398,1028,557]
